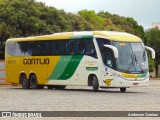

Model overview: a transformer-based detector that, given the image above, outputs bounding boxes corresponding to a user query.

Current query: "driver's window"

[96,38,114,68]
[104,48,114,68]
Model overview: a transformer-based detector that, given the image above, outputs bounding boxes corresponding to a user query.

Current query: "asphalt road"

[0,80,160,119]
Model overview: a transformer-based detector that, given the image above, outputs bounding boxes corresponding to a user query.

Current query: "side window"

[7,42,16,56]
[77,40,85,54]
[69,40,75,55]
[96,38,111,53]
[105,48,114,68]
[16,42,33,56]
[7,42,31,56]
[66,39,97,58]
[7,39,98,57]
[30,42,37,56]
[17,42,28,56]
[36,42,46,56]
[51,41,66,55]
[83,40,97,58]
[96,38,114,68]
[66,39,83,55]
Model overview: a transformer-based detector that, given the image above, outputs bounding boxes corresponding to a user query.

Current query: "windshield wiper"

[127,53,143,72]
[132,53,145,72]
[131,53,137,66]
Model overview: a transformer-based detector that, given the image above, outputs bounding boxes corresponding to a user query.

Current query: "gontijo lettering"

[23,58,49,65]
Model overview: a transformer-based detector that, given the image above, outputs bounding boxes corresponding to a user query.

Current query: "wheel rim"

[22,79,27,86]
[30,75,38,89]
[21,75,30,89]
[31,78,36,85]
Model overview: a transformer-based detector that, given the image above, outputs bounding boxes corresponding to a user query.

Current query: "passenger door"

[102,48,115,87]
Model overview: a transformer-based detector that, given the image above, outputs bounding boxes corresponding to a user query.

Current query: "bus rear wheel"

[120,88,126,92]
[92,76,99,92]
[20,74,30,89]
[38,85,44,89]
[30,75,39,89]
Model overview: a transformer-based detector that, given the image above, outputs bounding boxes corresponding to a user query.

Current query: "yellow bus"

[5,31,155,92]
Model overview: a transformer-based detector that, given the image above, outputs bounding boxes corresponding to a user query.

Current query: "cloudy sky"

[36,0,160,29]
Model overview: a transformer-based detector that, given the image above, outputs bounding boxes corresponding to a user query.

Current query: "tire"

[92,76,99,92]
[20,74,30,89]
[30,75,39,89]
[54,85,66,90]
[47,85,54,89]
[120,88,126,92]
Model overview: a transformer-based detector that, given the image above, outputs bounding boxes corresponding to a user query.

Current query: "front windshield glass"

[112,41,148,73]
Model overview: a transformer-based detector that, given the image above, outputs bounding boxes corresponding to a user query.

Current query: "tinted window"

[7,39,97,58]
[96,38,111,53]
[96,38,115,68]
[66,39,97,57]
[50,41,66,55]
[7,42,17,56]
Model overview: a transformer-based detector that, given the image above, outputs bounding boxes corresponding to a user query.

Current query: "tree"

[0,1,146,43]
[125,17,145,39]
[78,10,105,30]
[145,28,160,77]
[0,0,100,44]
[0,0,50,41]
[97,11,145,39]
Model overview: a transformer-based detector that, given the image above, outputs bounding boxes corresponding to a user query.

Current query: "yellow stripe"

[93,31,141,42]
[121,73,137,78]
[7,33,74,42]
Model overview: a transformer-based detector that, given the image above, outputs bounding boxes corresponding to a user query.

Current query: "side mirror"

[104,45,118,58]
[145,46,155,59]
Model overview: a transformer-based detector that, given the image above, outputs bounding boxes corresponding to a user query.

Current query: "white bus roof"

[7,31,142,42]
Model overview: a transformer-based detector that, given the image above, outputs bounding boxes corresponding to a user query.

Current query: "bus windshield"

[111,41,148,73]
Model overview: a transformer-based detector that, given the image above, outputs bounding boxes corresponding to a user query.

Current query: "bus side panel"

[6,56,19,84]
[6,56,61,84]
[47,55,102,86]
[46,55,85,86]
[84,56,102,86]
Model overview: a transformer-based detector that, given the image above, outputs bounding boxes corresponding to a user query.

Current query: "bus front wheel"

[120,88,126,92]
[20,74,30,89]
[38,85,44,89]
[92,76,99,92]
